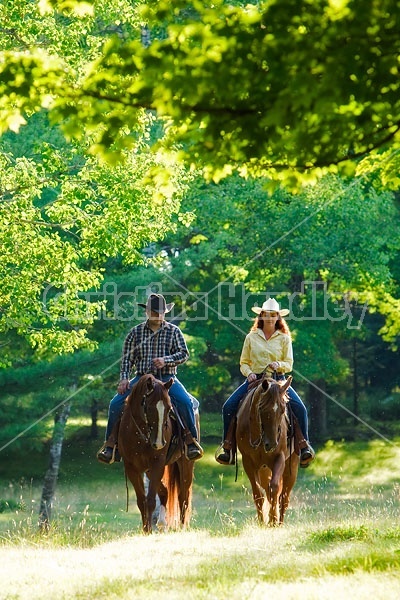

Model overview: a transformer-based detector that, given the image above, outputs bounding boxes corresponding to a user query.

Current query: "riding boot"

[215,418,236,465]
[300,442,315,468]
[183,429,204,461]
[292,418,315,468]
[96,418,121,464]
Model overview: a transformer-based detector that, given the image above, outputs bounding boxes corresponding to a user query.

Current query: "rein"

[128,385,158,444]
[249,383,284,450]
[249,387,262,448]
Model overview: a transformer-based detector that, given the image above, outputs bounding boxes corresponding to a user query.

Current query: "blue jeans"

[105,375,199,440]
[222,377,309,441]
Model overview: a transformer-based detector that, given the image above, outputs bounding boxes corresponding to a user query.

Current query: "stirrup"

[184,439,204,461]
[300,444,315,468]
[215,443,235,465]
[110,444,121,463]
[97,443,120,464]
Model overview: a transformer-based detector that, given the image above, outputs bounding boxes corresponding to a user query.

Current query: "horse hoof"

[157,520,167,532]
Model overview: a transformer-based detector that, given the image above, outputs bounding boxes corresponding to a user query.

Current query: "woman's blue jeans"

[222,377,309,441]
[105,375,199,440]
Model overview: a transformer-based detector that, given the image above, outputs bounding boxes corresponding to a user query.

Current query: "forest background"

[0,0,400,510]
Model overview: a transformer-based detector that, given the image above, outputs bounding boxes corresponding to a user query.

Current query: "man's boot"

[184,430,204,461]
[97,419,121,464]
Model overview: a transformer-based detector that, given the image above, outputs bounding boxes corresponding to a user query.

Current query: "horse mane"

[126,374,171,409]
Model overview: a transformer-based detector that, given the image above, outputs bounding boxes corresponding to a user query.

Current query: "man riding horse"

[97,293,203,464]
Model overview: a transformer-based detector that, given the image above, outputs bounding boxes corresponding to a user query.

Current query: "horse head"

[257,376,292,453]
[137,375,173,450]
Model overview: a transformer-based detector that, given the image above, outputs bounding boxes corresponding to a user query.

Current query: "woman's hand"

[247,373,257,382]
[269,361,280,371]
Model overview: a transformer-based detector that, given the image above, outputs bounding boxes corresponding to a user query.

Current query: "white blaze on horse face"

[273,401,279,413]
[154,400,165,449]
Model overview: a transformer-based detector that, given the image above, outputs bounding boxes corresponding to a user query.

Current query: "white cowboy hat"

[138,293,174,314]
[251,297,289,317]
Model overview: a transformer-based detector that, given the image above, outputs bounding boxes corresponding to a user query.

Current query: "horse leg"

[279,454,300,525]
[177,458,194,527]
[157,480,168,531]
[242,456,266,524]
[267,452,285,526]
[124,465,149,533]
[145,466,165,532]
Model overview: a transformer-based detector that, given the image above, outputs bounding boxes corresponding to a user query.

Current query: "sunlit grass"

[0,437,399,598]
[0,523,399,599]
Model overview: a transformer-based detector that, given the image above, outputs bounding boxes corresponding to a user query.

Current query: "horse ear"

[164,377,174,391]
[281,375,292,393]
[261,379,270,390]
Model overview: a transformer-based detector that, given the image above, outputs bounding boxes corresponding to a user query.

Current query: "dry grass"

[0,437,399,599]
[0,523,399,600]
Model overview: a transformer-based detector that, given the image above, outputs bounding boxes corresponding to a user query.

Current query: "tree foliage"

[149,173,400,409]
[1,0,400,187]
[0,1,192,357]
[0,0,399,446]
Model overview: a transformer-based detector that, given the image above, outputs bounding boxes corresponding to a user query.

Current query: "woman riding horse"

[216,297,315,467]
[236,375,299,525]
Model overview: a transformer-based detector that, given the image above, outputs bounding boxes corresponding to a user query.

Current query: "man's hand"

[269,361,279,371]
[153,357,166,369]
[247,373,257,382]
[117,379,130,394]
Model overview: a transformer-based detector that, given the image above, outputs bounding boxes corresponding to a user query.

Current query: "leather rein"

[129,384,170,445]
[249,383,284,450]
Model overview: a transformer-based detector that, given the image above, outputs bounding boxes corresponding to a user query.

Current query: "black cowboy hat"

[138,293,174,314]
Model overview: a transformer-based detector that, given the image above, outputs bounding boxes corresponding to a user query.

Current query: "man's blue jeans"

[222,377,309,441]
[105,375,198,440]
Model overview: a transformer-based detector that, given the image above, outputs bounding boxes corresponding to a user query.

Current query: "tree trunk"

[352,337,359,425]
[38,401,71,531]
[308,379,327,442]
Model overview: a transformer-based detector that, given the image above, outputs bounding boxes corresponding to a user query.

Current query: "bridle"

[129,382,170,445]
[249,382,285,451]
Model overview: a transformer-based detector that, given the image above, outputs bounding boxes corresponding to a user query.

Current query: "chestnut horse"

[236,376,299,526]
[118,374,194,533]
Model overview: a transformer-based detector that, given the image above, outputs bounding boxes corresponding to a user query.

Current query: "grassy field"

[0,421,399,599]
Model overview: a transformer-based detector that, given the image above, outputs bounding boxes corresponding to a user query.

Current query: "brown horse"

[118,374,194,533]
[236,376,299,526]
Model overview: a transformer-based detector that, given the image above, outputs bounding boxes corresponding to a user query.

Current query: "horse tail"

[164,463,180,529]
[164,460,193,529]
[181,468,193,527]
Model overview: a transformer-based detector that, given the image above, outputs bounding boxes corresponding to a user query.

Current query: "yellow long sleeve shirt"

[239,329,293,377]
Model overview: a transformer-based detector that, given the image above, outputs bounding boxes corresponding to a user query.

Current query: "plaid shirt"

[119,320,189,380]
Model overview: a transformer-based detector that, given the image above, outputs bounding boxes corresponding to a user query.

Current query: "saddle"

[223,383,306,461]
[285,404,308,456]
[104,405,196,465]
[165,408,186,464]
